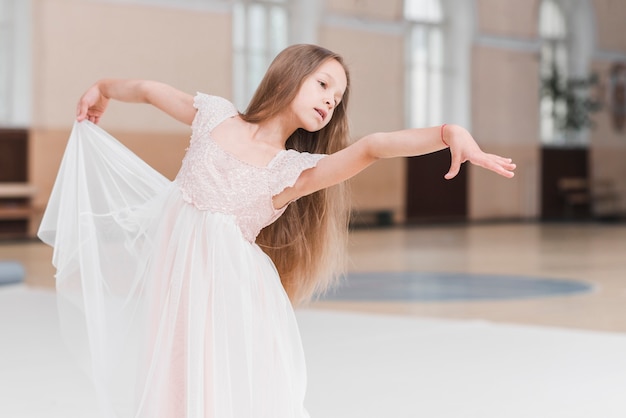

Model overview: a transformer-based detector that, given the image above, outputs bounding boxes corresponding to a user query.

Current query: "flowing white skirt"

[38,121,309,418]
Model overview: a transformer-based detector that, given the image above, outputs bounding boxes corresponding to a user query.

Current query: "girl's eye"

[319,81,327,88]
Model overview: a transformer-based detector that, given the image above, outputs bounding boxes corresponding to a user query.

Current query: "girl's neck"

[247,112,298,150]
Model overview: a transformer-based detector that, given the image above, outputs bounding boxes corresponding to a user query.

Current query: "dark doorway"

[541,147,590,220]
[406,149,468,223]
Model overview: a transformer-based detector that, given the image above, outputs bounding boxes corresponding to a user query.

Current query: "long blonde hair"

[241,44,351,306]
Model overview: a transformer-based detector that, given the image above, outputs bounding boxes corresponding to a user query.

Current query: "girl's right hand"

[443,124,516,180]
[76,83,109,124]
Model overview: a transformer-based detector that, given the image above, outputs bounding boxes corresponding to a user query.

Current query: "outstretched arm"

[366,124,515,180]
[76,79,196,125]
[273,124,516,208]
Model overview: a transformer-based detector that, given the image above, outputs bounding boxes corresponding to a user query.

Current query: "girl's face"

[290,59,347,132]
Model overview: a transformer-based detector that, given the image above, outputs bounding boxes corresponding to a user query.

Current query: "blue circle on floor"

[323,271,593,302]
[0,261,25,286]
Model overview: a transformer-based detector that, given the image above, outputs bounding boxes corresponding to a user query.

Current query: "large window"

[0,0,30,127]
[404,0,444,128]
[539,0,568,144]
[233,0,289,109]
[98,0,231,9]
[0,0,14,124]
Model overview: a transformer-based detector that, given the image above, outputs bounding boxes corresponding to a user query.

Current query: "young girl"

[39,44,515,418]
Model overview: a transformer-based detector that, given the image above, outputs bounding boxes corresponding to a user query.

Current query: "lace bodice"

[176,93,325,242]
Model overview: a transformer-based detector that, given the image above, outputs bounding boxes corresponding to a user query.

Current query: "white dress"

[38,93,325,418]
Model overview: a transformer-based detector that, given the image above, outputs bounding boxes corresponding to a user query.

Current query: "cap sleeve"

[269,150,326,197]
[191,93,238,138]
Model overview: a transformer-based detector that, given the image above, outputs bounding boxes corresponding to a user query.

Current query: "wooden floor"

[312,222,626,333]
[2,221,626,417]
[3,221,625,332]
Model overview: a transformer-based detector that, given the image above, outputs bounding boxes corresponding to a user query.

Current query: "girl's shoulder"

[268,149,326,197]
[192,93,239,133]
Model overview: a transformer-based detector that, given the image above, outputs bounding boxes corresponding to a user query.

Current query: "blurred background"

[0,0,625,234]
[1,1,626,416]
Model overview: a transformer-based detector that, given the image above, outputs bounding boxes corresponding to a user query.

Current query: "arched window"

[539,0,569,144]
[404,0,444,128]
[233,0,289,109]
[0,0,12,124]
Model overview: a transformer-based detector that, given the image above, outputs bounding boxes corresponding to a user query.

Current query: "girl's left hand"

[443,124,516,180]
[76,83,110,124]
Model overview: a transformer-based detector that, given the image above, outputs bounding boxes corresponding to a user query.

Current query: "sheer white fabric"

[38,94,325,417]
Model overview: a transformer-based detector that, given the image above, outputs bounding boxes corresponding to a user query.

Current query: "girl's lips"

[315,108,326,120]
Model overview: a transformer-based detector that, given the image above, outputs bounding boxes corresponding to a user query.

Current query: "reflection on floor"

[311,222,626,333]
[1,222,625,416]
[323,271,593,302]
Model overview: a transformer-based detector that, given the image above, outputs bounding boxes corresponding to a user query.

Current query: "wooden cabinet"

[0,183,37,238]
[0,129,36,238]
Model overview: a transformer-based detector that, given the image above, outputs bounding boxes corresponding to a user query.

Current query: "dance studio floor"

[1,222,626,417]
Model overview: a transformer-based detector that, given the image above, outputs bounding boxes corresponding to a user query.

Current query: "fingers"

[489,154,516,176]
[481,154,516,178]
[76,100,88,122]
[446,152,516,180]
[76,85,105,123]
[444,154,463,180]
[76,102,102,124]
[444,166,459,180]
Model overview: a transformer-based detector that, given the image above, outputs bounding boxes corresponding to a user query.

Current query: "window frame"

[539,0,570,144]
[403,0,445,129]
[0,0,31,127]
[232,0,290,109]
